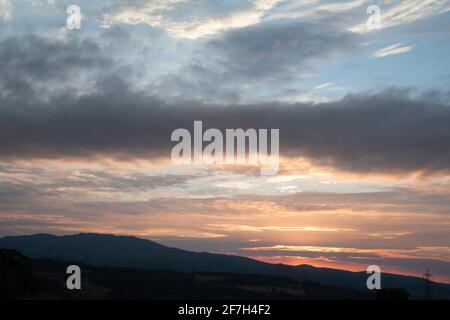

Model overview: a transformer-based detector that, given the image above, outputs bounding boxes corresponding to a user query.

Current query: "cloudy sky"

[1,0,450,282]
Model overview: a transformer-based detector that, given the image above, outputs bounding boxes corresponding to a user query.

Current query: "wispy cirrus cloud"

[241,244,450,262]
[371,43,414,58]
[268,0,366,21]
[351,0,450,33]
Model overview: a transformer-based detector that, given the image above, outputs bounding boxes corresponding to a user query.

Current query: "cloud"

[1,34,450,176]
[314,83,334,90]
[203,20,360,83]
[371,43,413,58]
[241,244,450,261]
[268,188,450,215]
[0,34,112,99]
[266,0,450,37]
[244,246,450,281]
[149,19,361,101]
[99,0,282,39]
[269,0,366,21]
[351,0,450,33]
[0,165,199,219]
[1,87,450,175]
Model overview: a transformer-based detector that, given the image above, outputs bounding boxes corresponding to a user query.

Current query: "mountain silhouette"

[1,250,373,300]
[1,233,449,299]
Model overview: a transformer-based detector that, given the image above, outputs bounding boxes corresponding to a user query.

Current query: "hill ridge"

[1,233,449,299]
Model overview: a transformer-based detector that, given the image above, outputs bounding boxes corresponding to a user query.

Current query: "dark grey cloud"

[151,20,361,102]
[1,84,450,174]
[203,21,360,83]
[0,34,111,99]
[0,34,450,175]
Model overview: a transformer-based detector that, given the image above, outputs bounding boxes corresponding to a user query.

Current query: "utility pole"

[423,268,433,300]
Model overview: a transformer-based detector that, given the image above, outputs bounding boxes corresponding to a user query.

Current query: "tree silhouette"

[0,249,37,299]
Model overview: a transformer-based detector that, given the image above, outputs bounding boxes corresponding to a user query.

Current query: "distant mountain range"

[1,233,449,299]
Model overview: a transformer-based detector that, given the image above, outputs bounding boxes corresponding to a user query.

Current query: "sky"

[0,0,450,282]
